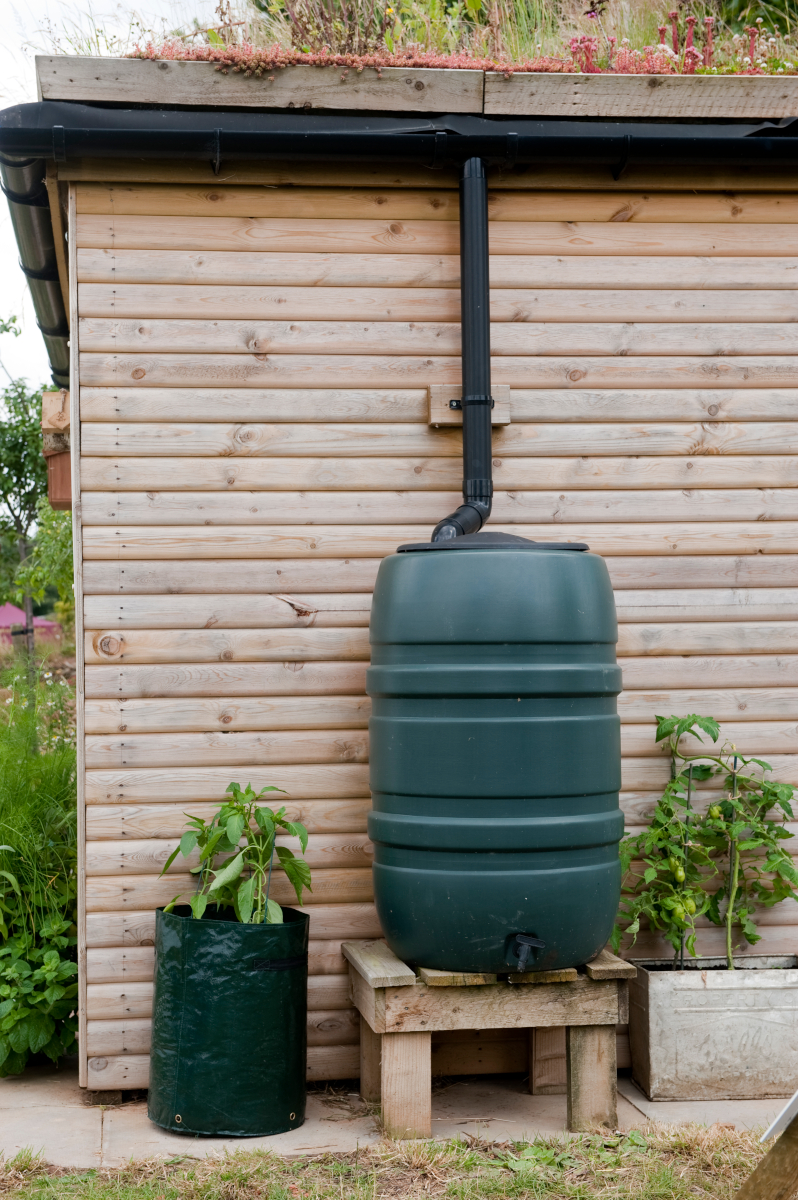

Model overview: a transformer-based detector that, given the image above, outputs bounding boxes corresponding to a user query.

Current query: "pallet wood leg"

[733,1113,798,1200]
[566,1024,617,1132]
[359,1016,382,1104]
[380,1031,432,1139]
[529,1027,567,1095]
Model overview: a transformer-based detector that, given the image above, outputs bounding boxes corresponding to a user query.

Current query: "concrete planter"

[629,957,798,1100]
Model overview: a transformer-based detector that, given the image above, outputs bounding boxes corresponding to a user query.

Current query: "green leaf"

[255,809,275,838]
[265,898,283,924]
[225,814,245,848]
[180,830,198,858]
[280,856,312,904]
[159,845,182,877]
[8,1020,30,1053]
[238,875,256,925]
[189,893,208,921]
[0,872,21,896]
[284,820,309,854]
[208,851,246,893]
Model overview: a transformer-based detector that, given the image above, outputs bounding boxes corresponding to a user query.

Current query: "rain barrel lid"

[398,531,589,552]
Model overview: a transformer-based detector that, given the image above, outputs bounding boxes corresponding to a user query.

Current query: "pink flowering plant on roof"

[117,0,798,76]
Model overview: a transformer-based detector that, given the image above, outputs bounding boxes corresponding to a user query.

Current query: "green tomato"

[668,856,679,874]
[684,896,696,915]
[709,805,722,819]
[674,866,686,883]
[672,905,686,922]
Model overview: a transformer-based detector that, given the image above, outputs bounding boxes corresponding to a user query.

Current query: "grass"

[0,1123,768,1199]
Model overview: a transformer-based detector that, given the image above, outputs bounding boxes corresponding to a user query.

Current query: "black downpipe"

[432,157,492,542]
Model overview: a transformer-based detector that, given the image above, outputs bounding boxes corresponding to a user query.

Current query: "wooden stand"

[343,941,635,1139]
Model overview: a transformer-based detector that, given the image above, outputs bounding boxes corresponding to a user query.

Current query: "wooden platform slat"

[342,940,417,988]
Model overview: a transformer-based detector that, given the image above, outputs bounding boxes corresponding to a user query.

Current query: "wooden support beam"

[380,1032,431,1140]
[566,1024,618,1132]
[359,1016,382,1104]
[529,1027,567,1095]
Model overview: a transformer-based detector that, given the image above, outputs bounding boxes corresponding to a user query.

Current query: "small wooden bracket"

[585,949,637,980]
[341,939,417,989]
[42,389,70,434]
[429,384,511,426]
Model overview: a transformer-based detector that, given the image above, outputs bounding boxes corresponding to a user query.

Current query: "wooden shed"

[3,59,798,1095]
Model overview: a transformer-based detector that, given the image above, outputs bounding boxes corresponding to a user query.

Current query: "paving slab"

[618,1077,783,1130]
[2,1062,787,1169]
[101,1094,381,1167]
[0,1106,102,1168]
[430,1076,645,1141]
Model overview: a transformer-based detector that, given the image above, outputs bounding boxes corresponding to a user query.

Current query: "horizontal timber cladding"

[75,319,798,356]
[74,176,798,1088]
[76,249,798,290]
[77,357,798,389]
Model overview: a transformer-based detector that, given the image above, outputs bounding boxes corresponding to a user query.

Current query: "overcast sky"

[0,0,219,386]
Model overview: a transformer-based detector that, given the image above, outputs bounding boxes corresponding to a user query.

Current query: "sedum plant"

[612,715,798,969]
[162,782,311,923]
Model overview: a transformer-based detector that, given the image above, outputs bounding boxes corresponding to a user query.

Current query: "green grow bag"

[147,905,308,1137]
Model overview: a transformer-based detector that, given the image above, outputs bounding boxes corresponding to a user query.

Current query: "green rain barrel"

[366,530,623,974]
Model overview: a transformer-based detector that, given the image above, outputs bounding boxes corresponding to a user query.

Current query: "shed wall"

[72,171,798,1091]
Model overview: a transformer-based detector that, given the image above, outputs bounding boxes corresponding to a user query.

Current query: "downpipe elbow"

[431,497,492,542]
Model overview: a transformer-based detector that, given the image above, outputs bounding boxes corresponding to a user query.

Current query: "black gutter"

[432,158,492,541]
[4,99,798,407]
[0,151,69,388]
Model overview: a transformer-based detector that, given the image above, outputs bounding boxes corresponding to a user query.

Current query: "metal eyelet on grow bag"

[290,1112,296,1120]
[174,1115,182,1124]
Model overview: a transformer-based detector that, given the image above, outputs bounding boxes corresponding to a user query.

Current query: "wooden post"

[380,1031,431,1139]
[566,1024,617,1132]
[734,1115,798,1200]
[529,1026,567,1094]
[360,1015,382,1103]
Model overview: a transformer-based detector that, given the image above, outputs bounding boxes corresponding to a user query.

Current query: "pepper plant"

[612,715,798,969]
[162,781,311,923]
